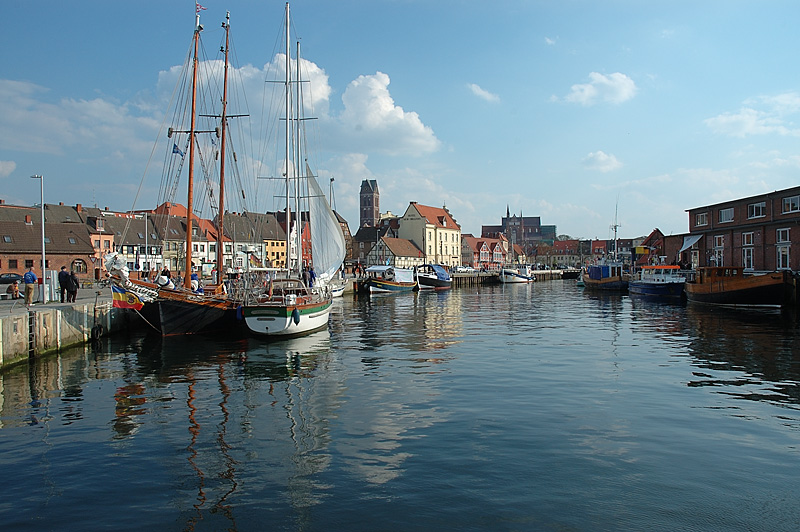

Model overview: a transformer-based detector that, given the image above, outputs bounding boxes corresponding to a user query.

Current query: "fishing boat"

[361,265,418,293]
[500,266,535,284]
[684,267,795,308]
[582,263,629,291]
[414,264,452,290]
[241,3,345,337]
[105,10,242,335]
[628,265,686,300]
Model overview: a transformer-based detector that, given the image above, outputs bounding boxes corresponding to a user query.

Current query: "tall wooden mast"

[183,10,203,289]
[216,12,230,277]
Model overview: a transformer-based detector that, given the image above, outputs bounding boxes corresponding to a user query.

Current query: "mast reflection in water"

[2,284,800,531]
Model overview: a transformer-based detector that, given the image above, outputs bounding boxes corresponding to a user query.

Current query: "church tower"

[359,179,380,227]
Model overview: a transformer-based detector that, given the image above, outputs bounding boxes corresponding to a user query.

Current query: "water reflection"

[684,306,800,407]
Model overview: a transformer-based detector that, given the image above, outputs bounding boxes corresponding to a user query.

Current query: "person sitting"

[6,280,21,299]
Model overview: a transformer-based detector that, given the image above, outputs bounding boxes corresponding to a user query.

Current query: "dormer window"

[96,219,105,231]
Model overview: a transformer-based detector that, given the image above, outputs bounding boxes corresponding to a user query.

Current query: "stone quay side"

[0,292,135,370]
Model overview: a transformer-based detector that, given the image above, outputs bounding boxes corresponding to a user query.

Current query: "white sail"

[307,162,346,281]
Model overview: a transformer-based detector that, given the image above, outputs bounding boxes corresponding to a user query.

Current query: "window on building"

[96,219,104,231]
[25,259,34,269]
[4,235,12,243]
[742,232,753,246]
[783,195,800,213]
[94,240,100,249]
[68,237,77,244]
[777,245,790,269]
[695,213,708,226]
[777,228,790,243]
[225,244,232,253]
[104,240,110,249]
[719,208,734,223]
[713,235,724,266]
[742,248,753,270]
[192,244,198,252]
[200,245,204,252]
[748,202,766,219]
[9,259,17,269]
[210,244,216,252]
[72,259,87,274]
[137,232,144,239]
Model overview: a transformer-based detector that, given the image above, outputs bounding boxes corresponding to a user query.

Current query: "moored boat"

[583,263,629,292]
[629,265,686,300]
[684,267,795,308]
[500,266,535,284]
[361,265,418,293]
[241,3,345,337]
[104,10,242,335]
[415,264,451,290]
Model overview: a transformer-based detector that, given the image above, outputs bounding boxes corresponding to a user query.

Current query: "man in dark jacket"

[58,266,70,303]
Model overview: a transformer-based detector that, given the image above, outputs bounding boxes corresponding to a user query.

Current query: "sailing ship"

[241,3,345,337]
[105,9,242,335]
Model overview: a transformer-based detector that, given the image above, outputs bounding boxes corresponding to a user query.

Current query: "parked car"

[0,273,24,284]
[453,266,475,273]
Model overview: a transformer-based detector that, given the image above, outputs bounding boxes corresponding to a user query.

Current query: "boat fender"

[291,308,300,325]
[91,324,104,340]
[236,305,243,321]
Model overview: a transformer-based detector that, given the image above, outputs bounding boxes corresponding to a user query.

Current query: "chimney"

[59,202,64,206]
[25,214,32,224]
[0,199,5,205]
[76,203,82,213]
[105,206,109,211]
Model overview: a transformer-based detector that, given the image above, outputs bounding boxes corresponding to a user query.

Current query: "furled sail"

[307,162,346,281]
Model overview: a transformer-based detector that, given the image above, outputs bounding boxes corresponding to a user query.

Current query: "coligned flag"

[173,144,184,157]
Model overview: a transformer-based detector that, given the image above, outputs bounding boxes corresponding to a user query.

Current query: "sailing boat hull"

[157,298,235,336]
[242,299,332,336]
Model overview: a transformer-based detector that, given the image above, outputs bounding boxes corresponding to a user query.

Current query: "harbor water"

[1,281,799,531]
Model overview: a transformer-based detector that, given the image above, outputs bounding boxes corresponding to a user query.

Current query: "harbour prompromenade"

[0,286,131,370]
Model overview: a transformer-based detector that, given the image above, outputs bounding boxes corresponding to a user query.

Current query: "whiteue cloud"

[338,72,440,156]
[565,72,637,106]
[704,108,792,138]
[0,160,16,178]
[545,37,556,46]
[583,151,622,173]
[467,83,500,103]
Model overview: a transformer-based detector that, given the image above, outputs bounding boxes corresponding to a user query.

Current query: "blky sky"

[2,1,800,240]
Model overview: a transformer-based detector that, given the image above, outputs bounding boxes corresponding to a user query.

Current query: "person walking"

[58,265,70,303]
[23,267,37,306]
[67,271,79,303]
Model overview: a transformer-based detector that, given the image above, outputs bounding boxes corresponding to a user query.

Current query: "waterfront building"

[686,185,800,271]
[552,239,580,268]
[364,236,424,269]
[461,234,507,270]
[0,205,94,281]
[397,202,461,268]
[238,211,287,270]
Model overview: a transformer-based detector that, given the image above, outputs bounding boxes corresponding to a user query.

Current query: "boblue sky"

[2,1,800,240]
